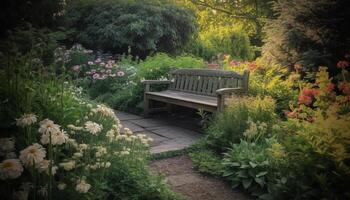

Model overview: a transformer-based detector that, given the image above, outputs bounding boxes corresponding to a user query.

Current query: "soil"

[150,155,251,200]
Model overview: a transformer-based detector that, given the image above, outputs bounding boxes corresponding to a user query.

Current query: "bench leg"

[166,103,172,115]
[144,97,150,117]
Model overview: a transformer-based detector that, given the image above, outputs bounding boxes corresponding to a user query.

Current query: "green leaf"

[236,170,248,178]
[256,171,268,178]
[242,178,253,189]
[222,171,234,177]
[249,161,258,168]
[259,193,273,200]
[255,177,266,187]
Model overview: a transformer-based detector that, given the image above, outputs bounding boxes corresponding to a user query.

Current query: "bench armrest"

[141,80,172,85]
[216,87,244,95]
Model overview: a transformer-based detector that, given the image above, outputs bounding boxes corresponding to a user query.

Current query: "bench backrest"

[169,69,249,96]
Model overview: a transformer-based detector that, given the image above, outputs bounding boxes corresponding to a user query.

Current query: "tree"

[65,0,197,58]
[0,0,65,38]
[262,0,350,73]
[186,0,275,47]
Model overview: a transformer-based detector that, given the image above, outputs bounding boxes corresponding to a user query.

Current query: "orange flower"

[294,63,302,72]
[326,83,335,93]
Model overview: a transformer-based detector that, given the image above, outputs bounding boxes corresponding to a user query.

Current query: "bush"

[66,0,197,58]
[189,148,223,176]
[223,57,298,114]
[206,96,277,152]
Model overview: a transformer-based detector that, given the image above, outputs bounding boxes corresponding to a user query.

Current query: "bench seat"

[146,90,218,112]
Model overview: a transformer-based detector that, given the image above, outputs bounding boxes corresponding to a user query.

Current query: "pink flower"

[229,60,240,66]
[95,58,101,63]
[92,73,100,79]
[337,61,349,69]
[117,71,125,77]
[72,65,81,71]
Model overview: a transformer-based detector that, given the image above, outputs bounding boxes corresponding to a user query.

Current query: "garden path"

[114,110,202,154]
[150,155,251,200]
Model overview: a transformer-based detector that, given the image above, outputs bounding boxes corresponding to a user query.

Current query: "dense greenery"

[0,30,183,200]
[262,0,350,72]
[65,0,196,58]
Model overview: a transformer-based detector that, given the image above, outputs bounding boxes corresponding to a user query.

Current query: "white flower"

[0,137,15,156]
[67,124,83,131]
[59,160,75,171]
[16,113,37,127]
[38,119,60,135]
[57,183,67,190]
[73,152,83,159]
[37,160,57,175]
[0,159,23,180]
[91,104,117,120]
[124,128,133,136]
[76,179,91,193]
[40,130,68,146]
[95,146,107,157]
[38,185,48,197]
[78,143,88,151]
[84,121,102,135]
[19,143,46,167]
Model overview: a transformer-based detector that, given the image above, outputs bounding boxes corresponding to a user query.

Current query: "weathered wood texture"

[143,69,249,116]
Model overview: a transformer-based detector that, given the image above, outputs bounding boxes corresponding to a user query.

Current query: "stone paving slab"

[120,121,145,133]
[129,118,169,128]
[115,110,202,154]
[136,131,169,147]
[115,110,143,121]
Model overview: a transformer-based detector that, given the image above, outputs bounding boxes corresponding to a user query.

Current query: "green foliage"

[222,139,276,198]
[199,27,255,61]
[223,58,298,114]
[262,0,350,72]
[189,149,223,176]
[205,96,277,152]
[66,0,197,58]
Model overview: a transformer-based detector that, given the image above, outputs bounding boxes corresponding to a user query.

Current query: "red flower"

[298,94,312,105]
[338,82,350,95]
[326,83,335,93]
[336,61,349,69]
[302,88,314,97]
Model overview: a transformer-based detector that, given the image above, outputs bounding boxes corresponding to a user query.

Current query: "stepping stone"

[130,118,169,128]
[120,121,145,133]
[136,131,169,147]
[150,126,201,140]
[150,138,196,154]
[166,173,203,187]
[115,110,143,121]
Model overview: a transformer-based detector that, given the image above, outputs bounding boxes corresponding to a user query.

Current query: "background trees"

[262,0,350,73]
[65,0,196,58]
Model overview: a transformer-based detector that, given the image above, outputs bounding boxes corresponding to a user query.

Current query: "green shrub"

[206,96,277,152]
[222,139,276,198]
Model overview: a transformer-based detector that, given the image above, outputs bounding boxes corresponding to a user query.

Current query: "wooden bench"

[142,69,249,116]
